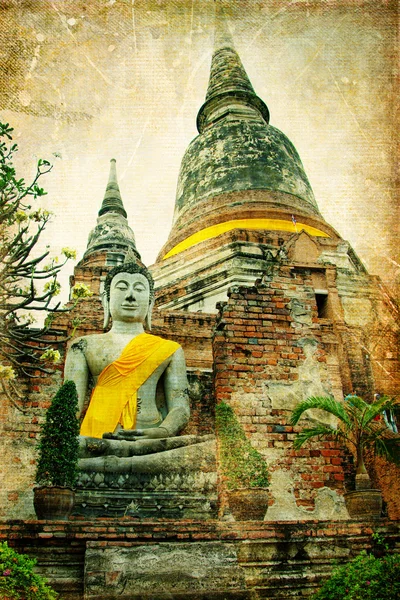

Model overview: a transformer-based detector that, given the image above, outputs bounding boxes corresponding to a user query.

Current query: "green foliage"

[215,402,270,490]
[35,381,79,487]
[0,121,77,378]
[290,395,400,474]
[371,531,389,553]
[0,541,58,600]
[313,551,400,600]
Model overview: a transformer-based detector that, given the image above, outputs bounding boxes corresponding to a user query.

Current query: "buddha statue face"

[103,263,155,330]
[109,272,150,324]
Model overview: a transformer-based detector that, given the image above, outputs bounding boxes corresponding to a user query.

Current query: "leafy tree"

[0,122,91,382]
[290,395,400,486]
[35,380,79,487]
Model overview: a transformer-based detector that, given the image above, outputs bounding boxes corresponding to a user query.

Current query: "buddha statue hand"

[103,426,170,441]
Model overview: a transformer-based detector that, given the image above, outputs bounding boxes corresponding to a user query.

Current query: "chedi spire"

[83,159,140,262]
[98,158,127,218]
[197,4,269,132]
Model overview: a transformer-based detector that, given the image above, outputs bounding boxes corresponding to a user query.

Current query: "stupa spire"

[98,158,127,218]
[83,158,140,262]
[197,2,269,133]
[206,2,254,100]
[212,1,235,53]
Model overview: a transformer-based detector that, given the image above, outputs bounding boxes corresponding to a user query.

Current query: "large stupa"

[152,13,341,313]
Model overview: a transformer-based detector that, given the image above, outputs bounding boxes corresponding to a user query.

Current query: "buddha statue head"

[102,262,155,330]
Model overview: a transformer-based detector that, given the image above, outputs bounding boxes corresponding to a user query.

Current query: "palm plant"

[290,395,399,488]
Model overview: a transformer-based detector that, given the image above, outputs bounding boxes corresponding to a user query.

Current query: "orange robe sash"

[80,332,179,439]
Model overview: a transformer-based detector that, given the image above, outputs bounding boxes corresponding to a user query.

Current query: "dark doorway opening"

[315,292,328,318]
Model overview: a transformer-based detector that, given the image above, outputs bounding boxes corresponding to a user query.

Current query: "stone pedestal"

[74,436,218,519]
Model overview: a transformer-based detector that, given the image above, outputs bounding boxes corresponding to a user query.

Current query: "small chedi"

[64,260,216,518]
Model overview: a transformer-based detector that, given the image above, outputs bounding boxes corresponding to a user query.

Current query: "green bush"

[314,551,400,600]
[215,402,270,490]
[35,380,79,487]
[0,541,58,600]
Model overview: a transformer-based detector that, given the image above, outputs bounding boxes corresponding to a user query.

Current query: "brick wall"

[2,248,399,521]
[212,270,350,514]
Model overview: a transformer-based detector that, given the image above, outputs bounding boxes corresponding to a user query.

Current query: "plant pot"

[33,486,75,520]
[227,487,269,521]
[344,489,382,519]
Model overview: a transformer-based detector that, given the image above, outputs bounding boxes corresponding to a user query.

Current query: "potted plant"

[290,394,400,518]
[215,402,270,520]
[34,380,80,520]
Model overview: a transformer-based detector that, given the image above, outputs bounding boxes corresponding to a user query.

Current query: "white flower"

[40,349,61,364]
[44,281,61,296]
[0,364,16,381]
[61,247,77,260]
[71,282,93,300]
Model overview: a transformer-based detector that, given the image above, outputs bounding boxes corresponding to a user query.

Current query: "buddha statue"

[64,262,214,476]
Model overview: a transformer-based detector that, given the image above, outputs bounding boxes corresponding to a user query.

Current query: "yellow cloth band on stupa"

[80,332,179,439]
[163,218,329,260]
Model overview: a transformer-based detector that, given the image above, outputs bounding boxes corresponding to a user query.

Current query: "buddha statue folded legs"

[78,434,216,474]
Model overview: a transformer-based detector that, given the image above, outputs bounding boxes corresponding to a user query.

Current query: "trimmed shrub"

[35,380,79,487]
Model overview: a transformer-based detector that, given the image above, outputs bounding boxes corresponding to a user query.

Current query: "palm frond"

[362,395,396,427]
[345,395,368,411]
[344,398,369,431]
[293,424,345,450]
[362,421,390,441]
[290,396,351,428]
[373,436,400,464]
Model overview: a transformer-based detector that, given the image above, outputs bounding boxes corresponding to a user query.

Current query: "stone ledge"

[1,519,399,600]
[1,517,399,542]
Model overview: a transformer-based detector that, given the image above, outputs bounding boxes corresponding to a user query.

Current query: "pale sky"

[1,0,398,300]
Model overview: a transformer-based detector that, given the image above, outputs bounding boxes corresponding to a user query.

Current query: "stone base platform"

[1,519,400,599]
[75,436,218,519]
[73,489,218,519]
[74,469,218,519]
